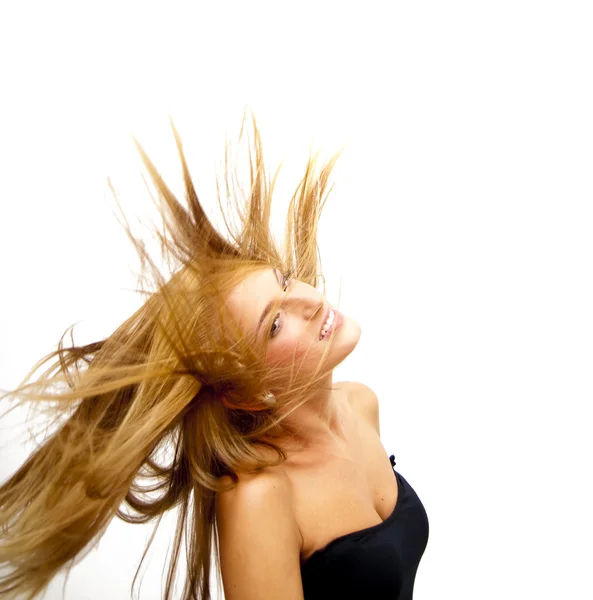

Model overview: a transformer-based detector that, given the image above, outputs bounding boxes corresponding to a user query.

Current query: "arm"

[216,471,304,600]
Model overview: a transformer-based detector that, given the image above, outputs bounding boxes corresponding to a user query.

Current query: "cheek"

[265,336,317,367]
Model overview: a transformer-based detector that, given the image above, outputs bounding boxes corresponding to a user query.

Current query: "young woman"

[0,116,429,599]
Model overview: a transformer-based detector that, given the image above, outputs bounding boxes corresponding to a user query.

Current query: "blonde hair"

[0,113,342,599]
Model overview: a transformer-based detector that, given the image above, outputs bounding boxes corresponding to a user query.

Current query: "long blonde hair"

[0,113,341,599]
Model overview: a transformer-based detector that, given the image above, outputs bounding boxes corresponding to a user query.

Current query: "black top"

[300,455,429,599]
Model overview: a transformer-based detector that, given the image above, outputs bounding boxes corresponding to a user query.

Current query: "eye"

[269,271,292,339]
[270,314,281,338]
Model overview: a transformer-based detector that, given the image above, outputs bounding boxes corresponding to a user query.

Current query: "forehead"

[225,267,276,330]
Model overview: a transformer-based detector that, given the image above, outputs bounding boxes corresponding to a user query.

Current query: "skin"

[224,266,362,452]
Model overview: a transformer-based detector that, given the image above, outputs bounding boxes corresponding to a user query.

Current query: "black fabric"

[300,455,429,599]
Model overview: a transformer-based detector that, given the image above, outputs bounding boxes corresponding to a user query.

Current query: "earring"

[263,392,276,405]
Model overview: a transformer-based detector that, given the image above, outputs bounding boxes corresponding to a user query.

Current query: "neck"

[270,375,349,452]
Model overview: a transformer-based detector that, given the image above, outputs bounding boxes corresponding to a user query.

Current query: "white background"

[1,1,592,599]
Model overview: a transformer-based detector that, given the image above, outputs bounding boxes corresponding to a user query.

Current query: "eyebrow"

[255,269,281,338]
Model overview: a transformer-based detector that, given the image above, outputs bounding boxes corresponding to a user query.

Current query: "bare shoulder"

[216,468,304,600]
[338,380,381,437]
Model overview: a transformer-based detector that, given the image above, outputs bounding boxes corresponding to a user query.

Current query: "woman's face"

[225,267,361,382]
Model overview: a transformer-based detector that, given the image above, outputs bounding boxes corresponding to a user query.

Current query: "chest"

[290,401,399,562]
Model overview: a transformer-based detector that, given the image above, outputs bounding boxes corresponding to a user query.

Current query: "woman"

[0,115,429,599]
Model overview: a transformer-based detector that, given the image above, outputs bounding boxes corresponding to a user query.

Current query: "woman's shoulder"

[216,437,299,507]
[216,451,299,538]
[337,380,381,436]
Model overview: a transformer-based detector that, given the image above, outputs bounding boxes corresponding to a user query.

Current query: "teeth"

[320,309,335,337]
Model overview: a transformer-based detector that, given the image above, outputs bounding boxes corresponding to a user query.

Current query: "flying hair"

[0,111,343,600]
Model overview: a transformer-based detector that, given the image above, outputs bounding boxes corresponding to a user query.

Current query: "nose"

[285,286,324,321]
